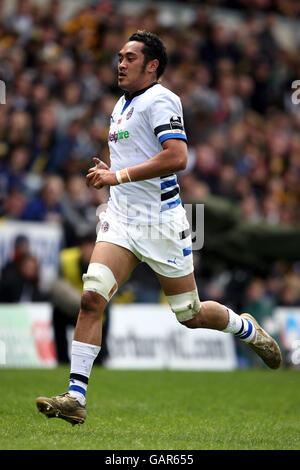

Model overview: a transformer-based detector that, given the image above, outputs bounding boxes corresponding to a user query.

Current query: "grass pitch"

[0,366,299,450]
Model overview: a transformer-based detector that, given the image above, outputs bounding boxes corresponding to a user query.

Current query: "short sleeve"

[148,92,187,145]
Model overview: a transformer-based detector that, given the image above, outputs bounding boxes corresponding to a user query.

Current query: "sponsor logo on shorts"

[101,220,110,232]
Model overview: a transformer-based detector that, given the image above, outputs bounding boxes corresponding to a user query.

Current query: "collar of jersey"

[124,81,158,102]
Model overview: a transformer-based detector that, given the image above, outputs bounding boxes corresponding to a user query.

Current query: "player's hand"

[86,169,118,189]
[86,158,118,189]
[86,157,111,189]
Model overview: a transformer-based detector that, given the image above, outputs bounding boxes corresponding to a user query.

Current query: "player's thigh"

[90,241,140,287]
[156,271,197,296]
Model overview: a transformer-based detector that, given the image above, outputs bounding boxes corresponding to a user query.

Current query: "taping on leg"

[166,289,201,322]
[82,263,118,302]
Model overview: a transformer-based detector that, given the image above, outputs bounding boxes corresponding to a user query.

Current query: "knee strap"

[166,289,201,322]
[82,263,118,302]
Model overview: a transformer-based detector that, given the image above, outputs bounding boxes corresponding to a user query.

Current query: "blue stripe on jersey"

[159,133,187,144]
[183,245,192,257]
[121,99,132,115]
[161,178,177,190]
[161,196,181,212]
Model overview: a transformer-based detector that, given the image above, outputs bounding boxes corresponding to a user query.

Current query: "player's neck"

[124,81,158,100]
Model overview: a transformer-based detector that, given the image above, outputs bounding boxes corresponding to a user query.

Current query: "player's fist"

[86,157,110,188]
[86,166,118,189]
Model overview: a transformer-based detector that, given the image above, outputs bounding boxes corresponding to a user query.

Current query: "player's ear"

[147,59,159,74]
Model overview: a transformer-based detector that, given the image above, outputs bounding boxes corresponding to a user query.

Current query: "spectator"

[0,234,30,278]
[0,145,31,196]
[29,105,74,175]
[243,278,276,324]
[54,81,86,132]
[5,0,34,44]
[278,274,300,306]
[27,81,50,119]
[239,195,262,222]
[6,110,32,148]
[21,174,64,222]
[0,252,45,302]
[0,188,27,219]
[60,174,97,246]
[238,277,278,367]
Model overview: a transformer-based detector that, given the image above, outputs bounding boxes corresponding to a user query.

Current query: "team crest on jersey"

[170,115,183,130]
[126,107,134,120]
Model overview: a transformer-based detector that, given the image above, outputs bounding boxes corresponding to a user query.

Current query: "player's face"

[118,41,157,93]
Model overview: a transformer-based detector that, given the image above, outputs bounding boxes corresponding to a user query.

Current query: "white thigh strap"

[82,263,118,302]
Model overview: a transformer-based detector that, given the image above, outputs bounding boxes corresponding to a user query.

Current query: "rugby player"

[36,31,281,426]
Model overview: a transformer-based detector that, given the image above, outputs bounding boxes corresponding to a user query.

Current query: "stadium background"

[0,0,300,370]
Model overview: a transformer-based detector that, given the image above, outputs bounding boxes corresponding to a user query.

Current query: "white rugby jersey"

[107,82,187,225]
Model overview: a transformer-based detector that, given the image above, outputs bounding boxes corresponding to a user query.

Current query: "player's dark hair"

[128,31,168,79]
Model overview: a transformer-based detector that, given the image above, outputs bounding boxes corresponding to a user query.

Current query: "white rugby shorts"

[96,209,194,278]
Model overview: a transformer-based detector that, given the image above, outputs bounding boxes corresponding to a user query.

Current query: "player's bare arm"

[127,138,187,180]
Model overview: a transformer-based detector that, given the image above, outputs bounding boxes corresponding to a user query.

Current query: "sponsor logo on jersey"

[108,130,130,143]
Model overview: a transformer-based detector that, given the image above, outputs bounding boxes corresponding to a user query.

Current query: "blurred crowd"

[0,0,300,319]
[164,0,300,18]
